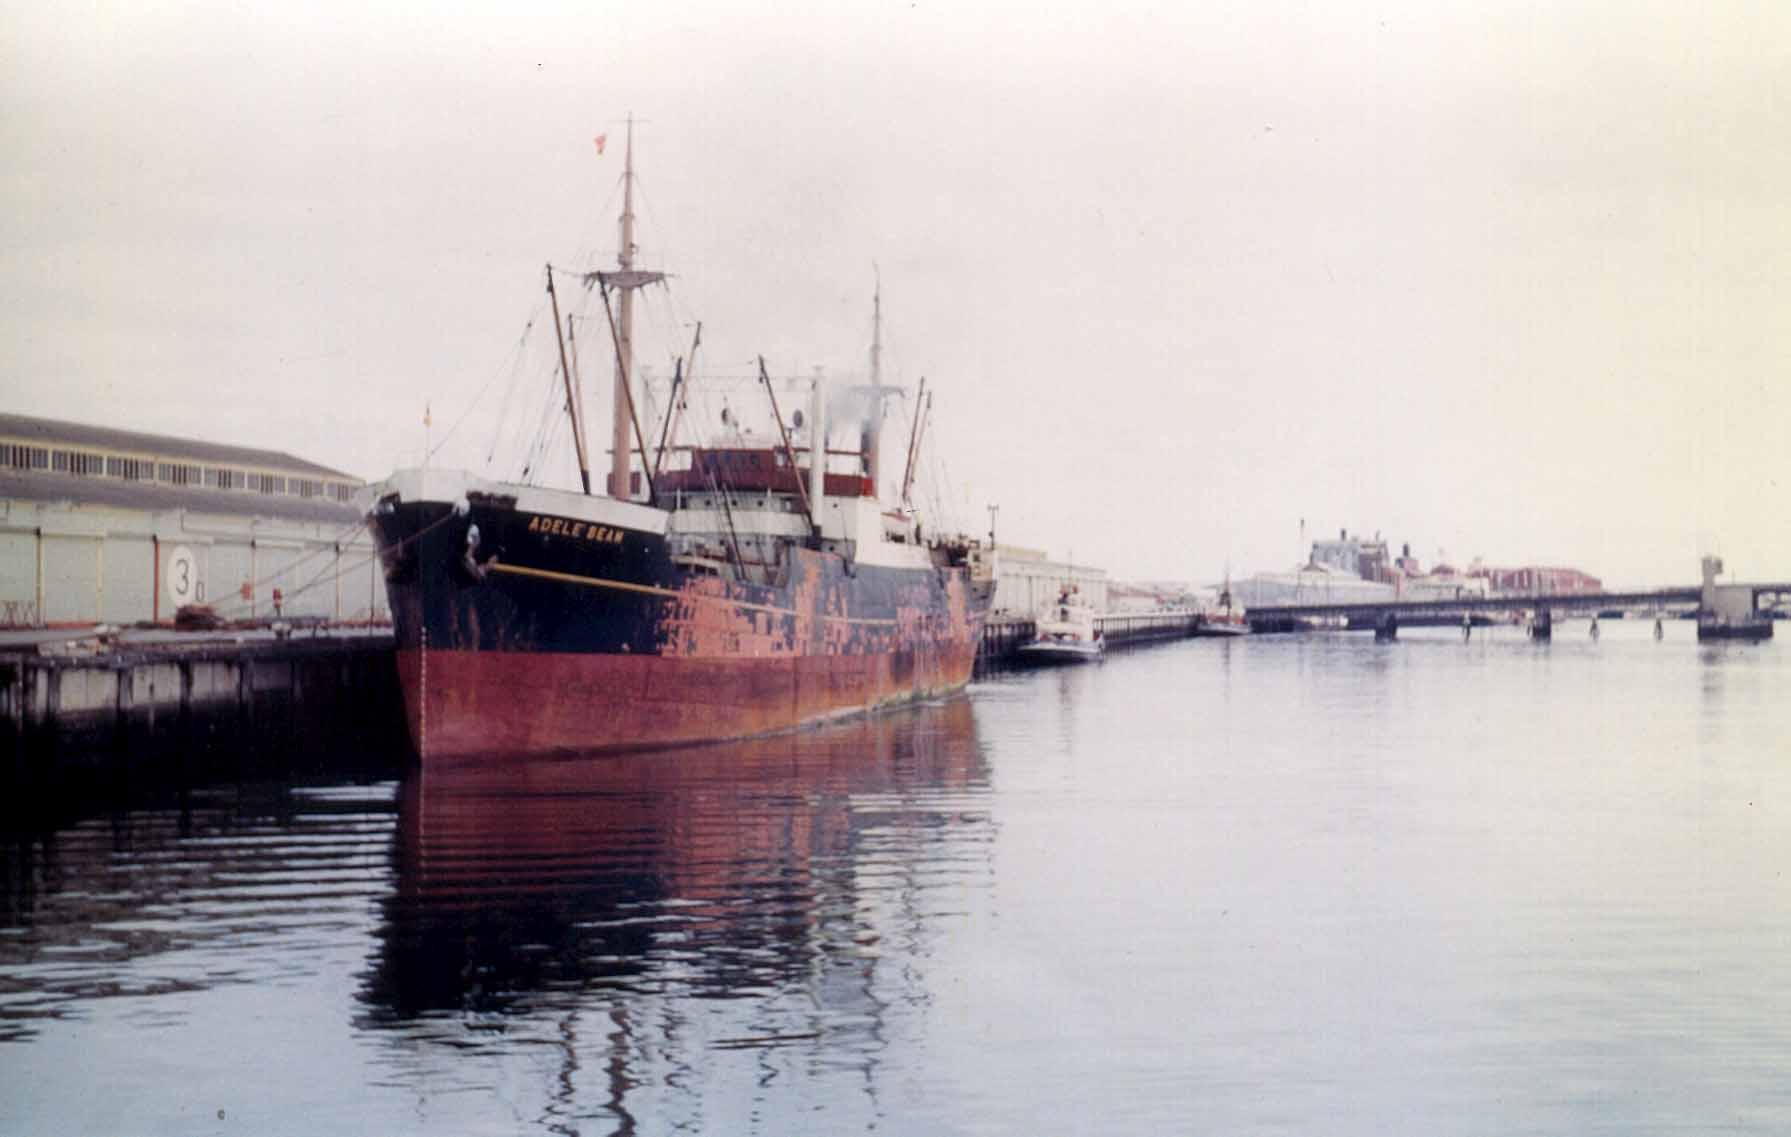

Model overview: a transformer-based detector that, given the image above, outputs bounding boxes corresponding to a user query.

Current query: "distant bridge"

[1246,581,1791,638]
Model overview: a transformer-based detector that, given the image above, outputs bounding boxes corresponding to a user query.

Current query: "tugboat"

[1016,586,1105,665]
[1195,577,1250,638]
[366,121,995,762]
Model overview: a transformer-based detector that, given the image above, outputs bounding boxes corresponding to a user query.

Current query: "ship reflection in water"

[361,696,992,1130]
[0,696,991,1134]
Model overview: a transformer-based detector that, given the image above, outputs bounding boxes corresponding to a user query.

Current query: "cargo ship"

[366,124,995,762]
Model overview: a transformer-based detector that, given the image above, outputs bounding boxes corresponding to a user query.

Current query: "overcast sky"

[4,1,1787,586]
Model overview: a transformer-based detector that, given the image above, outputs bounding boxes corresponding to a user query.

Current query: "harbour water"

[3,621,1788,1135]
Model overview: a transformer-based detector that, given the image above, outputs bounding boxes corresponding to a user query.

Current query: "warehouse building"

[0,413,386,627]
[991,545,1108,617]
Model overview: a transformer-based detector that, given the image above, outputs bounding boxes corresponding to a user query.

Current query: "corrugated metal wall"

[0,499,388,627]
[209,542,252,612]
[992,554,1109,617]
[0,529,37,624]
[101,535,153,624]
[41,536,99,623]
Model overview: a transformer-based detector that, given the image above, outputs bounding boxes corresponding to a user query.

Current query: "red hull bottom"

[397,647,979,762]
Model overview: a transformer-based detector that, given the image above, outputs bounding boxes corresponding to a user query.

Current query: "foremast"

[610,117,642,500]
[574,114,663,503]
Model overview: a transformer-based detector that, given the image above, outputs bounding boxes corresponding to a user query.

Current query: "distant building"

[1310,529,1395,583]
[991,545,1108,616]
[0,413,386,627]
[1234,526,1603,610]
[1397,561,1492,602]
[1232,563,1396,609]
[1469,564,1602,595]
[1108,580,1204,612]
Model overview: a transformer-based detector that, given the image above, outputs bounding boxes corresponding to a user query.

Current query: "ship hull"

[394,646,979,758]
[1193,618,1250,637]
[369,471,991,762]
[1014,640,1104,665]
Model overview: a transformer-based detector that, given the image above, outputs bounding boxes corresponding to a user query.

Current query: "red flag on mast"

[593,134,607,156]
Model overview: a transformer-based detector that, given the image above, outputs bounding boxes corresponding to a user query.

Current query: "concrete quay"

[1,625,404,805]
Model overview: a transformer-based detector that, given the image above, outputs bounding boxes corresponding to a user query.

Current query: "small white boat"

[1017,589,1105,664]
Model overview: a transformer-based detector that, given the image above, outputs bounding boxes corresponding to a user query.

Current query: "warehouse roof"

[0,412,357,481]
[0,470,364,525]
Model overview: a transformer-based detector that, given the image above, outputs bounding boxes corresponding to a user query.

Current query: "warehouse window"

[108,456,156,480]
[1,444,50,470]
[157,462,203,486]
[52,450,105,476]
[207,467,246,490]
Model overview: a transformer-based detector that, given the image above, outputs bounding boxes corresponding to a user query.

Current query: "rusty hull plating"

[372,482,992,762]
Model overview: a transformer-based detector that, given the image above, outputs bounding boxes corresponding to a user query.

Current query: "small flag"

[593,133,607,156]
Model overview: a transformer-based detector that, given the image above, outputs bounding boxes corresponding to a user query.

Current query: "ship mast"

[610,116,640,500]
[576,116,665,500]
[545,267,591,493]
[866,268,882,495]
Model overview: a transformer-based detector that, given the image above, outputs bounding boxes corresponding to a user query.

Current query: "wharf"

[8,604,1217,797]
[2,624,404,803]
